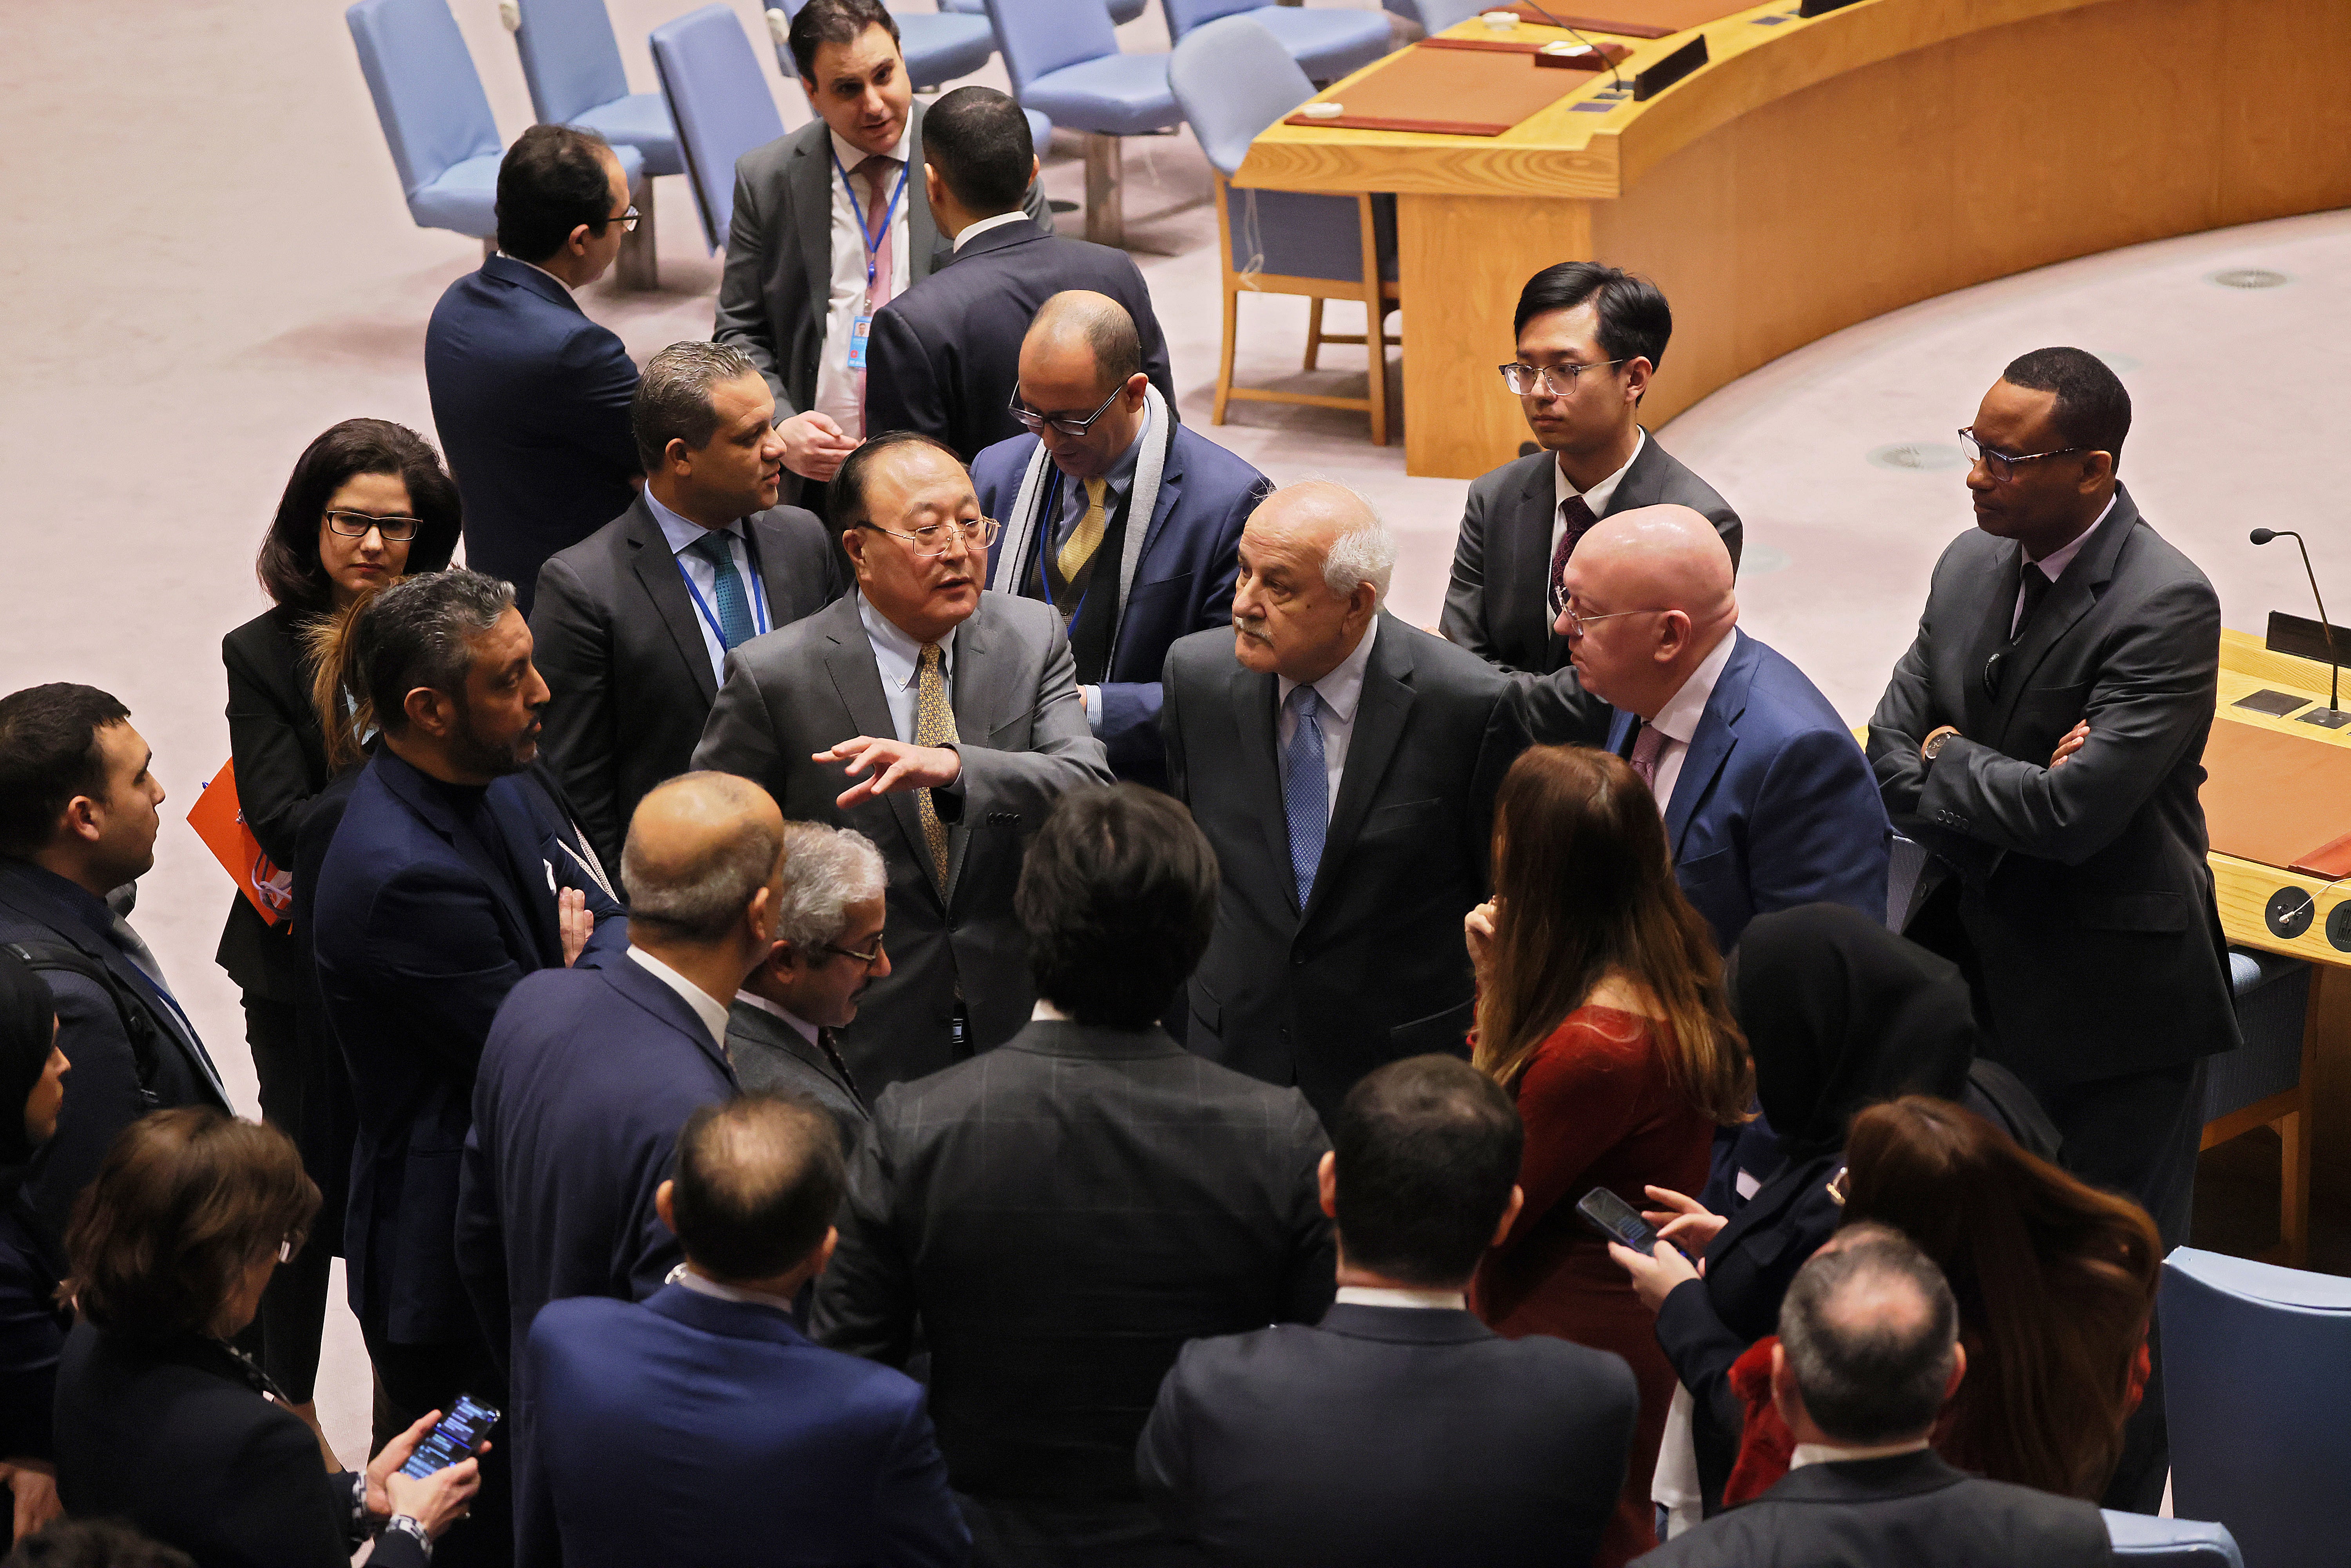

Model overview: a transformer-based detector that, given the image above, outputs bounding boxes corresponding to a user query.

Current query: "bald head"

[622,771,786,946]
[1555,503,1739,721]
[1231,482,1396,684]
[1017,291,1149,482]
[1027,291,1141,390]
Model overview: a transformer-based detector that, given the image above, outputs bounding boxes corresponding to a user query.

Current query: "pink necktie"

[1629,722,1666,789]
[853,155,899,424]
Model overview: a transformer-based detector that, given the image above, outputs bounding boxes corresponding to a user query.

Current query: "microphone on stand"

[2251,527,2349,727]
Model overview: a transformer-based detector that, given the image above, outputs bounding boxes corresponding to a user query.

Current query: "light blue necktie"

[689,531,755,649]
[1282,684,1329,909]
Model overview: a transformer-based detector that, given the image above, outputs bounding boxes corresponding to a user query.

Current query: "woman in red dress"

[1468,745,1751,1568]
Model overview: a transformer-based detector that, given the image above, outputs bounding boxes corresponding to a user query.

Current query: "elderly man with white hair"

[1162,480,1529,1120]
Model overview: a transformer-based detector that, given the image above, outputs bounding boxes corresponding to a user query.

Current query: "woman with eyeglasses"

[214,420,460,1435]
[52,1109,479,1566]
[1,951,74,1541]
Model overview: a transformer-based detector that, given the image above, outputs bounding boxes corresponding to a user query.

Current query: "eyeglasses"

[858,516,1002,559]
[1956,427,2085,484]
[818,936,887,970]
[324,509,421,541]
[595,205,641,234]
[1555,598,1666,636]
[1008,384,1124,438]
[1500,359,1627,397]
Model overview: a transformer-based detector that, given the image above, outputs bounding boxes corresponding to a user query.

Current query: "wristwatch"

[1920,725,1960,761]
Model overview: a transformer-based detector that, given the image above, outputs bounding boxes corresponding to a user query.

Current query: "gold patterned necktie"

[1056,478,1110,583]
[915,641,957,887]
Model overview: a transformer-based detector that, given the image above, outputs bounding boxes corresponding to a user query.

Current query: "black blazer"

[1867,484,2238,1082]
[214,606,333,1003]
[1161,614,1527,1122]
[1632,1448,2115,1568]
[0,1198,68,1461]
[530,495,844,871]
[1139,1302,1638,1568]
[724,998,869,1157]
[865,217,1176,461]
[53,1323,426,1568]
[812,1019,1333,1565]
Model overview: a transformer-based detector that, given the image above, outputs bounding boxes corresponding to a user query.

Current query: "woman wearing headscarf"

[1,950,74,1540]
[1608,902,1978,1517]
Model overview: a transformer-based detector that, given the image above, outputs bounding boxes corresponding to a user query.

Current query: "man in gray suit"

[1442,263,1743,742]
[693,431,1114,1092]
[1867,346,2236,1251]
[1164,482,1528,1123]
[711,0,1049,512]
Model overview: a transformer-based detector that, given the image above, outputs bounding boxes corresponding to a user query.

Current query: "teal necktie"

[689,531,755,649]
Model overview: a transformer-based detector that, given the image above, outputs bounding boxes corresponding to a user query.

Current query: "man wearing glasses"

[426,125,644,617]
[1442,263,1743,744]
[694,432,1113,1091]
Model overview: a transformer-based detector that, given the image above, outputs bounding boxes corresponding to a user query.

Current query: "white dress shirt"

[627,946,732,1051]
[1551,427,1645,565]
[2012,493,2112,635]
[644,487,766,682]
[667,1263,797,1314]
[812,127,913,440]
[1790,1438,1933,1470]
[737,988,820,1046]
[505,255,576,299]
[1333,1284,1469,1311]
[1277,615,1380,824]
[859,592,957,745]
[952,210,1030,252]
[1642,625,1741,816]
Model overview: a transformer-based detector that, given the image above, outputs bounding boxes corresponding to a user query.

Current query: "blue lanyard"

[831,150,909,292]
[676,539,770,653]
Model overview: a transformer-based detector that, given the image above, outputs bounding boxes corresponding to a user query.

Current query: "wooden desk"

[1237,0,2351,478]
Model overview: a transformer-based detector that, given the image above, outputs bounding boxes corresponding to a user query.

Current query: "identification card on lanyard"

[834,149,908,373]
[848,313,872,371]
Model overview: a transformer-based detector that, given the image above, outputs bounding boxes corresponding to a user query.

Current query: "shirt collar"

[2026,492,2115,576]
[1648,625,1740,745]
[1334,1284,1469,1311]
[953,211,1030,252]
[503,255,576,299]
[828,126,913,178]
[1277,614,1380,727]
[1554,426,1646,517]
[667,1262,798,1315]
[858,591,957,693]
[1031,998,1072,1022]
[627,947,732,1050]
[645,487,744,556]
[1790,1438,1933,1471]
[736,989,820,1045]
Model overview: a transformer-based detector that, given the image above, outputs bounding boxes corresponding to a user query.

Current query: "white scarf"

[995,383,1172,654]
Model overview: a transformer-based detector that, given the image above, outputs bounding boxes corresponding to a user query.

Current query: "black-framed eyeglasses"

[1956,427,2084,484]
[324,509,421,541]
[857,516,1002,559]
[1500,359,1627,397]
[1007,384,1124,438]
[819,936,886,970]
[595,205,641,234]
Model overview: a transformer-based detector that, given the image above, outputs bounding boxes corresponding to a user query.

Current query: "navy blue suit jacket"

[971,422,1266,786]
[518,1285,967,1568]
[310,750,625,1344]
[1604,631,1890,953]
[424,255,639,615]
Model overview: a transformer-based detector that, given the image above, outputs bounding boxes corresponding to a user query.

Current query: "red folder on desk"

[2200,719,2351,878]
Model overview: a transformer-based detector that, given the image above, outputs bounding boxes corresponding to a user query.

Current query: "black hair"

[350,569,515,733]
[633,340,762,473]
[1778,1232,1962,1445]
[1512,261,1672,373]
[1016,784,1218,1028]
[921,86,1034,218]
[495,123,620,264]
[2000,347,2132,467]
[1331,1056,1523,1287]
[788,0,901,83]
[830,429,964,531]
[0,684,132,859]
[669,1094,844,1280]
[254,419,461,613]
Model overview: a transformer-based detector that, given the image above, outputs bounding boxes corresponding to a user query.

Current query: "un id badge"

[848,313,872,371]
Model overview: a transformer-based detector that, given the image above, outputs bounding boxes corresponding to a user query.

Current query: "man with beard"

[312,569,626,1566]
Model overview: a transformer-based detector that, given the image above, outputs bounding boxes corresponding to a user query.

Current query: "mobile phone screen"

[399,1393,500,1479]
[1575,1187,1662,1254]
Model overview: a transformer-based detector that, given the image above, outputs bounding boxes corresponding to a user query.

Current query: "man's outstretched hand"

[817,737,962,809]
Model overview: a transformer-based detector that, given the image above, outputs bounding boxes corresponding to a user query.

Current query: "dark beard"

[450,699,536,779]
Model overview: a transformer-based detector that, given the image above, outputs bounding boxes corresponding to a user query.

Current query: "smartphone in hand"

[1576,1187,1666,1255]
[399,1394,500,1479]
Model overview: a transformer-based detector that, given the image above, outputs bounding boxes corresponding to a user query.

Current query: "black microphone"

[1512,0,1630,93]
[2251,527,2346,724]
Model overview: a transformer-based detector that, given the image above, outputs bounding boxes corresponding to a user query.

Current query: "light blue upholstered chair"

[763,0,997,92]
[1170,15,1398,444]
[1161,0,1390,83]
[2102,1512,2244,1568]
[2161,1247,2351,1568]
[650,4,787,252]
[509,0,679,284]
[947,0,1147,26]
[1393,0,1500,33]
[987,0,1181,243]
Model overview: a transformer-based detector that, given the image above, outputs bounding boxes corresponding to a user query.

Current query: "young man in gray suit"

[711,0,1049,513]
[692,432,1114,1092]
[1443,263,1743,742]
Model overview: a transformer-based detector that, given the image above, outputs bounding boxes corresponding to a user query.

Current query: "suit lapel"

[1307,616,1413,926]
[820,600,941,905]
[624,499,720,703]
[1664,633,1756,859]
[485,779,565,965]
[1605,427,1663,513]
[1504,458,1565,669]
[1230,661,1293,909]
[1959,540,2021,741]
[1983,487,2139,744]
[379,755,545,964]
[906,101,940,282]
[790,126,833,320]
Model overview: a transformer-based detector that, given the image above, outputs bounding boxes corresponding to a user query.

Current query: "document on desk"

[2200,718,2351,877]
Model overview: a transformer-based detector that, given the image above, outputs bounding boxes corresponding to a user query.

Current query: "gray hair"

[1319,492,1397,608]
[773,821,888,950]
[353,569,515,731]
[621,773,786,943]
[1777,1230,1960,1446]
[633,340,760,472]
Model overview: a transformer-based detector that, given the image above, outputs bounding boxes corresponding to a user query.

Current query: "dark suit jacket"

[1443,435,1744,742]
[214,606,332,1004]
[865,218,1176,462]
[311,750,626,1344]
[972,420,1267,787]
[0,1199,69,1461]
[813,1019,1334,1566]
[692,591,1114,1090]
[425,255,639,614]
[1632,1448,2115,1568]
[726,998,870,1155]
[1161,615,1527,1121]
[1866,485,2238,1082]
[1138,1302,1638,1568]
[1598,631,1890,952]
[519,1285,967,1568]
[531,495,845,870]
[53,1323,424,1568]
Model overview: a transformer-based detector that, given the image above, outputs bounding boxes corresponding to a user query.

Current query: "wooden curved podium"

[1236,0,2351,477]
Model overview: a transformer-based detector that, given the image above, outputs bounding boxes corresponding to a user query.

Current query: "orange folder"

[187,759,292,927]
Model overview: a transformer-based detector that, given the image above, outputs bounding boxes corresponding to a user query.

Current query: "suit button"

[1290,953,1304,966]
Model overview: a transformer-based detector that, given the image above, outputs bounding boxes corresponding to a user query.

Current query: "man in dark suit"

[0,685,231,1237]
[311,572,625,1562]
[1867,348,2234,1250]
[692,432,1114,1091]
[1444,264,1743,742]
[426,126,642,616]
[1549,504,1889,952]
[518,1093,966,1568]
[1140,1055,1638,1568]
[973,292,1266,787]
[713,0,1050,511]
[726,820,886,1152]
[815,784,1333,1567]
[1635,1232,2114,1568]
[1163,482,1527,1122]
[866,87,1175,462]
[531,341,844,871]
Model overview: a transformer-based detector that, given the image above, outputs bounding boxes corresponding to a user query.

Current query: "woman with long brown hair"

[1469,744,1751,1568]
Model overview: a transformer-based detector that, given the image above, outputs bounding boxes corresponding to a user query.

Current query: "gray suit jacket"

[724,997,869,1155]
[1443,432,1743,742]
[692,591,1114,1089]
[1866,483,2238,1082]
